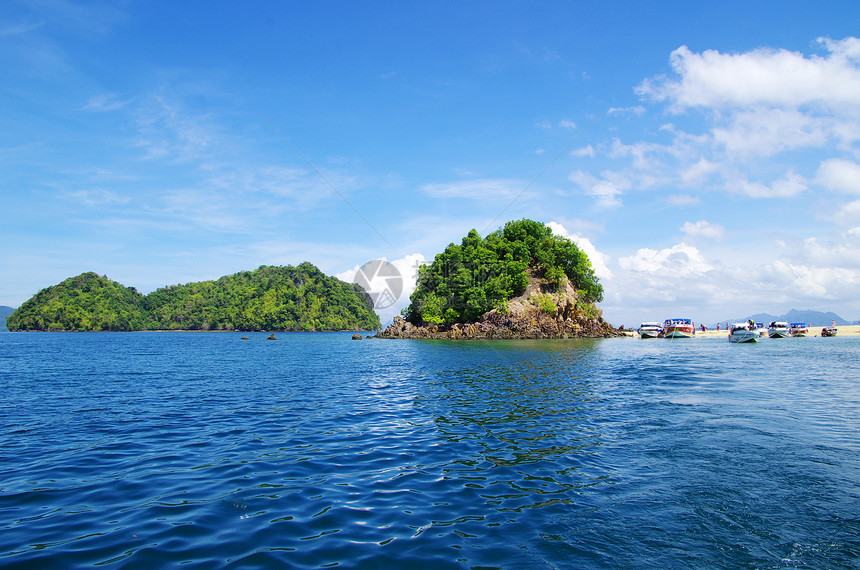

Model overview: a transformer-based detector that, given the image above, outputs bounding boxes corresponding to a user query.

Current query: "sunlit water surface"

[1,332,858,568]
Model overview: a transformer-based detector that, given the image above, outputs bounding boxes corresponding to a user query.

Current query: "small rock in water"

[352,333,362,340]
[267,333,277,340]
[240,336,250,340]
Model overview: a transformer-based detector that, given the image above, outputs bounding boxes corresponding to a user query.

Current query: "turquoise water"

[1,332,858,568]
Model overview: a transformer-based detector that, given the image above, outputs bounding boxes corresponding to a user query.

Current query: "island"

[376,219,622,339]
[6,263,380,332]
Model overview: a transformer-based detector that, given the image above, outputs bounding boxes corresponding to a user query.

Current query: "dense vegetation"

[7,263,380,332]
[404,219,603,325]
[7,273,149,331]
[0,306,15,332]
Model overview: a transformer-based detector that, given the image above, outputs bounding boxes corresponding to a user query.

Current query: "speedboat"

[821,326,837,337]
[790,322,809,337]
[663,318,695,339]
[755,322,768,337]
[729,322,760,343]
[768,321,790,338]
[637,322,663,338]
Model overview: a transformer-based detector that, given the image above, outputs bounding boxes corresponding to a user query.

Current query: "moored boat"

[637,322,663,338]
[663,318,695,339]
[768,321,790,338]
[729,322,761,343]
[790,322,809,337]
[821,326,837,337]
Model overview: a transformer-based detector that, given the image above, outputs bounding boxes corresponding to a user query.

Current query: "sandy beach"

[624,324,860,338]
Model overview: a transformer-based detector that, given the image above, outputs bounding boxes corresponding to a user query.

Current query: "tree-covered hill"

[1,305,18,332]
[404,219,603,326]
[7,273,149,331]
[7,263,381,332]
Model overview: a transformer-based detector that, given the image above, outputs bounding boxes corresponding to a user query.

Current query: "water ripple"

[1,333,858,568]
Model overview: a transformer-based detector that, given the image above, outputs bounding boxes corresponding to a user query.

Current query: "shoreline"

[622,324,860,338]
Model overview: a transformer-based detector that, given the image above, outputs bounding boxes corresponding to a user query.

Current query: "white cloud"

[731,172,807,198]
[680,157,719,185]
[607,106,646,116]
[569,170,626,210]
[637,38,860,110]
[833,199,860,225]
[681,220,726,240]
[619,243,714,276]
[783,230,860,269]
[133,94,219,161]
[712,108,830,155]
[817,158,860,194]
[571,145,595,158]
[633,38,860,168]
[666,194,700,206]
[546,221,613,278]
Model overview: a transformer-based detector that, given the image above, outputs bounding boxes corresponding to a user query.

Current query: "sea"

[1,332,858,569]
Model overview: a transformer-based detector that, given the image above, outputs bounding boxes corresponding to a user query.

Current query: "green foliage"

[7,273,148,331]
[577,298,601,320]
[404,219,603,325]
[531,293,557,314]
[7,263,381,332]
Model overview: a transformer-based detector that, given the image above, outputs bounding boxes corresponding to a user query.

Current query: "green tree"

[404,219,603,325]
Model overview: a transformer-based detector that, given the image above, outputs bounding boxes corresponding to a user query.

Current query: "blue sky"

[2,1,860,326]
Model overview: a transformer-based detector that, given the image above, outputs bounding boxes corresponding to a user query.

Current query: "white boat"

[790,322,809,337]
[637,322,663,338]
[755,322,768,337]
[821,326,837,337]
[663,318,695,339]
[768,321,790,338]
[729,322,761,343]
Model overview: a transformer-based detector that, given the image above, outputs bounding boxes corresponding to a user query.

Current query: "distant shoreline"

[622,324,860,338]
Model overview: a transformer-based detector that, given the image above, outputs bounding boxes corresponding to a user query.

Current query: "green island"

[378,219,620,339]
[6,263,380,332]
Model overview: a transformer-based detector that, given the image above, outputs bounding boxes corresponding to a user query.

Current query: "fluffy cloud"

[568,170,627,210]
[833,200,860,225]
[637,38,860,110]
[680,220,726,240]
[633,38,860,170]
[546,221,613,278]
[817,159,860,194]
[619,243,713,276]
[680,157,719,185]
[711,108,830,155]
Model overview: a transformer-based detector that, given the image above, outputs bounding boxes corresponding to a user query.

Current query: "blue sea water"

[0,332,858,569]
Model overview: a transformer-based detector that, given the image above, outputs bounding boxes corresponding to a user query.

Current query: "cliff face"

[376,274,622,340]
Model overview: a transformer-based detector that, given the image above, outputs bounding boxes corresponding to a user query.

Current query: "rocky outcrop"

[375,275,623,340]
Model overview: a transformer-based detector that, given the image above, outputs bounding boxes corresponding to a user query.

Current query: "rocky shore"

[375,277,624,340]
